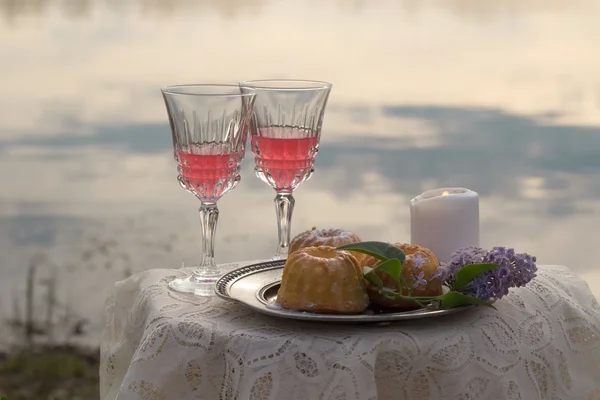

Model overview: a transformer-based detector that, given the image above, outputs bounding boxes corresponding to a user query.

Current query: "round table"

[100,262,600,400]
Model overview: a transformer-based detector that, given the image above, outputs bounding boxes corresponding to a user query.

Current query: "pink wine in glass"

[240,79,332,260]
[177,143,243,202]
[252,127,319,192]
[162,83,255,296]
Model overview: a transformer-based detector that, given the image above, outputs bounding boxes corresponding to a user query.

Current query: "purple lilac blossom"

[412,270,428,288]
[412,252,428,269]
[440,246,537,303]
[409,252,429,288]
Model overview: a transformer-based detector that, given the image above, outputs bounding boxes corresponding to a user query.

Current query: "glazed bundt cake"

[277,246,369,314]
[361,243,443,310]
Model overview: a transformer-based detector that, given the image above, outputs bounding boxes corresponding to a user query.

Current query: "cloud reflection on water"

[2,104,600,345]
[0,0,268,24]
[2,0,600,139]
[5,104,600,214]
[2,104,599,253]
[1,0,595,24]
[1,0,599,347]
[320,106,600,205]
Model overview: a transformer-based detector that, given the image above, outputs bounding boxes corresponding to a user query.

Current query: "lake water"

[1,0,600,347]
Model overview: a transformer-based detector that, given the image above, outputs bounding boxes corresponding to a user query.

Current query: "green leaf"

[372,258,403,283]
[379,288,398,299]
[363,259,404,293]
[337,241,406,265]
[438,291,495,310]
[364,269,383,289]
[453,263,500,291]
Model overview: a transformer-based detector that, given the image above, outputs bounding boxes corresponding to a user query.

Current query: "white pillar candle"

[410,188,479,263]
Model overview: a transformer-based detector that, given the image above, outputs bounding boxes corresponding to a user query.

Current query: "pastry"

[288,227,364,262]
[277,246,369,314]
[361,243,443,310]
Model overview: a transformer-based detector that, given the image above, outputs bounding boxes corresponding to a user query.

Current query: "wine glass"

[239,79,332,260]
[161,84,256,296]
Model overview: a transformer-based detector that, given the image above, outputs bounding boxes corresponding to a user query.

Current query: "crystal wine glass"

[239,79,332,260]
[161,84,256,296]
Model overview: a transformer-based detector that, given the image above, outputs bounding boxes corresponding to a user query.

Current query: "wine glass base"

[271,253,286,261]
[168,274,220,297]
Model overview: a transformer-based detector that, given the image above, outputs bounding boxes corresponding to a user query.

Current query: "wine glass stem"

[273,193,295,260]
[195,203,219,277]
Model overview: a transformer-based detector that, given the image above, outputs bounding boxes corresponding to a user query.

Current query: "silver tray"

[215,260,474,323]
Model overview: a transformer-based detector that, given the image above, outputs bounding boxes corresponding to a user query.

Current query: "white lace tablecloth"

[100,262,600,400]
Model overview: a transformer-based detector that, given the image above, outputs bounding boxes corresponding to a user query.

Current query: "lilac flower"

[412,252,428,270]
[441,246,537,303]
[431,267,446,282]
[412,270,428,288]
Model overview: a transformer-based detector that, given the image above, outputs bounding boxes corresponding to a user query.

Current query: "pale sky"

[1,0,599,138]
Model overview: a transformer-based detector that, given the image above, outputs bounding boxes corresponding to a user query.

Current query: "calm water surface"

[1,0,600,346]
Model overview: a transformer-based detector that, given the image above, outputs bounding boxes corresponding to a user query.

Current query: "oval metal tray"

[215,259,474,323]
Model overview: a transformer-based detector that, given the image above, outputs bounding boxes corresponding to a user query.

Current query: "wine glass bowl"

[176,142,244,202]
[252,126,319,193]
[161,84,256,296]
[240,79,332,260]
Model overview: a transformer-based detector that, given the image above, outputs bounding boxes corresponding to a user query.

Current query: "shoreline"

[0,344,100,400]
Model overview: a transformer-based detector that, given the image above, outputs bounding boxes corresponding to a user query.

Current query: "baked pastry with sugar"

[277,246,369,314]
[288,227,364,263]
[361,243,443,310]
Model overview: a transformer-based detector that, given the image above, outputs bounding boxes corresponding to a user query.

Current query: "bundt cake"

[288,227,364,262]
[361,243,443,310]
[277,246,369,314]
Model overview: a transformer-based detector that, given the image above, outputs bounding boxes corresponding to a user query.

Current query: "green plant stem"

[378,288,440,305]
[378,288,439,301]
